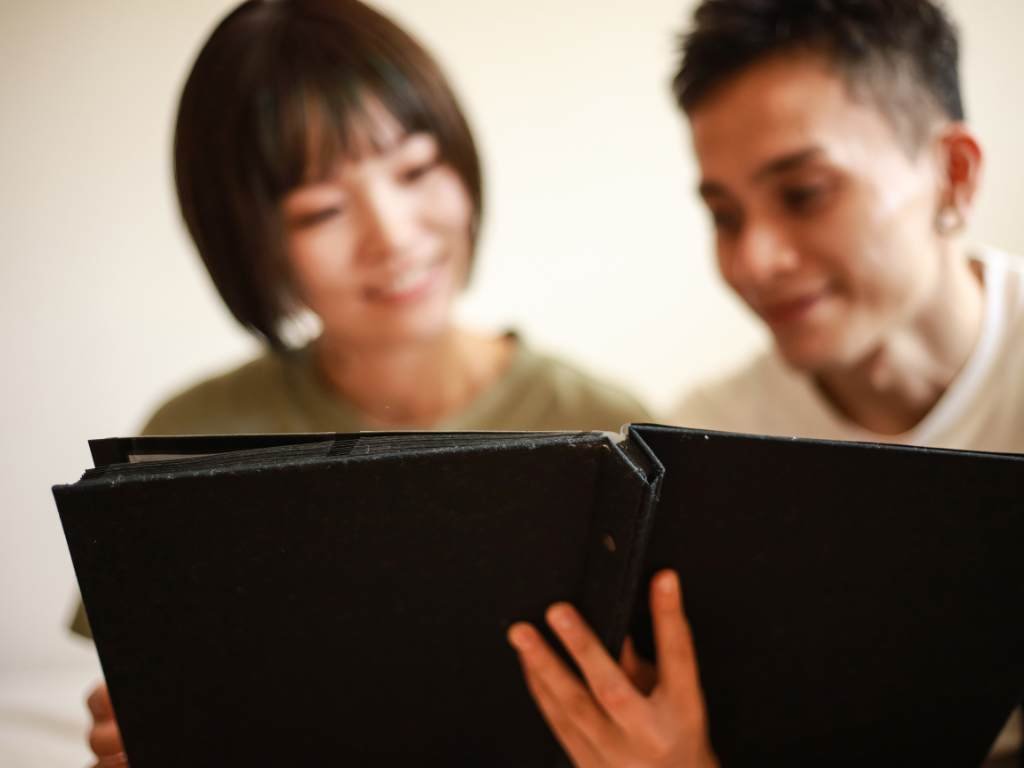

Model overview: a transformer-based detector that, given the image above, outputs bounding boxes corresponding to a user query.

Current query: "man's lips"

[758,289,830,326]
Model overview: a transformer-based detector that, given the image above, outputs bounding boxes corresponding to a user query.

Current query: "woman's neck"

[313,328,513,428]
[815,249,985,436]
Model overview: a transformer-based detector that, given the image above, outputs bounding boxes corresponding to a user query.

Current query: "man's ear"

[937,123,983,222]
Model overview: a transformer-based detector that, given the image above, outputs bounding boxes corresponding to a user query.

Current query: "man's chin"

[773,335,843,375]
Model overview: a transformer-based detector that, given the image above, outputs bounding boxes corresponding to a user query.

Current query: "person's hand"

[86,681,128,767]
[508,570,718,767]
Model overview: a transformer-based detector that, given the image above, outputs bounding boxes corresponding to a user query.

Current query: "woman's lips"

[364,258,447,305]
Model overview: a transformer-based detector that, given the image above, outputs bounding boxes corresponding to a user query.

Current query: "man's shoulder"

[973,246,1024,372]
[668,351,808,433]
[977,248,1024,444]
[975,246,1024,304]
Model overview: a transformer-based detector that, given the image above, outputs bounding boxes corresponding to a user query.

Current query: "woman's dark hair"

[674,0,964,147]
[174,0,483,348]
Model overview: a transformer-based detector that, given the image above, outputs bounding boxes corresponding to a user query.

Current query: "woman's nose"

[358,185,418,263]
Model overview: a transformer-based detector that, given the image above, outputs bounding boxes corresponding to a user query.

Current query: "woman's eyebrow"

[389,131,437,156]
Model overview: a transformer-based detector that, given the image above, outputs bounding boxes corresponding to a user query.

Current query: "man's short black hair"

[674,0,964,146]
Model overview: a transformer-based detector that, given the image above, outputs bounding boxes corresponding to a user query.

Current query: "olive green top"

[70,336,650,637]
[141,336,648,435]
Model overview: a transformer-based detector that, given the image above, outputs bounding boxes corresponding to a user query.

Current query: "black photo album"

[54,425,1024,767]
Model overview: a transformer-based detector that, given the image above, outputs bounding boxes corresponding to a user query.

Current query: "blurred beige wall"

[1,0,1022,680]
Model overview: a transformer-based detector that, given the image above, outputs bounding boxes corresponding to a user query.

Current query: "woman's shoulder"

[531,347,649,411]
[474,340,652,432]
[141,350,299,436]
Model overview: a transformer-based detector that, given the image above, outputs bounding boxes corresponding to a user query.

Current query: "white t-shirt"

[671,247,1024,453]
[670,246,1024,757]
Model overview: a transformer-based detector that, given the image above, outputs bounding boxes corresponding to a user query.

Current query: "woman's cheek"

[424,170,473,230]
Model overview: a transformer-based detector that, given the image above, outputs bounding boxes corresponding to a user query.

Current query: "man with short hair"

[671,0,1024,457]
[511,1,1023,764]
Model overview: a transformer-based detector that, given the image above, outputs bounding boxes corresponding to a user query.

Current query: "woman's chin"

[322,313,455,351]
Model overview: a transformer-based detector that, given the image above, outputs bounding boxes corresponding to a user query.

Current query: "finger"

[545,604,660,743]
[92,753,129,767]
[86,683,115,722]
[650,571,703,708]
[619,636,640,683]
[519,661,605,767]
[508,622,619,755]
[620,637,657,695]
[88,720,125,758]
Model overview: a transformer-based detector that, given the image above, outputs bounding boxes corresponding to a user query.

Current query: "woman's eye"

[292,206,345,229]
[400,161,438,184]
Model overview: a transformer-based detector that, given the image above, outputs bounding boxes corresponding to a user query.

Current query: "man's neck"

[314,328,510,428]
[814,249,985,436]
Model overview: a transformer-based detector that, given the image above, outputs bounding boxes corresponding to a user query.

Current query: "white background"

[1,1,1022,763]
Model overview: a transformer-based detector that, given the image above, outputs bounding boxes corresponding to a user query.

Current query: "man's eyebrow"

[697,180,729,200]
[696,146,825,200]
[751,146,823,182]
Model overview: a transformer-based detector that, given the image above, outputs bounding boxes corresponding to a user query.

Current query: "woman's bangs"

[253,33,436,197]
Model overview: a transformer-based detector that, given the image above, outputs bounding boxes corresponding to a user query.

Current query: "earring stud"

[935,205,964,236]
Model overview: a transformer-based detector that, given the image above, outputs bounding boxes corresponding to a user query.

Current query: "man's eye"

[781,185,829,213]
[710,209,742,236]
[292,206,345,229]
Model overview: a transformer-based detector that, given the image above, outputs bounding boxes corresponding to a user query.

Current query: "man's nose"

[726,220,799,286]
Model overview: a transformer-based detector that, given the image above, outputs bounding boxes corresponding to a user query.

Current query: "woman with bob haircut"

[79,0,648,762]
